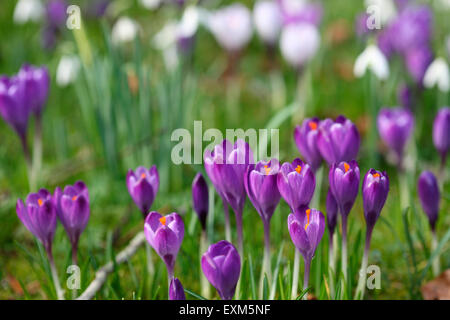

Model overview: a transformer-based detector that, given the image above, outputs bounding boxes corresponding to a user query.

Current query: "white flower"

[364,0,397,26]
[111,17,139,44]
[13,0,44,24]
[423,58,450,92]
[178,6,200,39]
[253,1,283,45]
[56,55,81,87]
[139,0,161,10]
[354,44,390,80]
[279,23,320,68]
[207,4,253,52]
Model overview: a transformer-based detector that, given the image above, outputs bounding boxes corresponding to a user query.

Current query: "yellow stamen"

[159,216,167,226]
[372,173,380,178]
[305,209,311,230]
[308,122,318,130]
[38,199,43,206]
[295,165,302,174]
[344,162,350,173]
[264,165,270,175]
[72,196,77,201]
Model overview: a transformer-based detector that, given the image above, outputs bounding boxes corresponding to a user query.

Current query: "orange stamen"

[159,216,167,226]
[38,199,43,206]
[305,209,311,230]
[141,173,146,179]
[264,165,270,175]
[295,165,302,174]
[372,173,380,178]
[308,122,318,130]
[72,196,78,201]
[344,162,350,173]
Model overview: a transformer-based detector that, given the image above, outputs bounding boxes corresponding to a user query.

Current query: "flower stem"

[32,113,43,190]
[145,242,155,276]
[20,134,34,191]
[259,220,271,298]
[222,198,231,242]
[303,257,311,300]
[291,249,301,300]
[341,214,348,284]
[200,229,211,299]
[431,229,440,277]
[355,227,373,300]
[328,230,336,299]
[235,209,244,299]
[46,246,64,300]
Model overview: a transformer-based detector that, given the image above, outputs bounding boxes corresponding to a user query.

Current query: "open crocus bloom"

[126,165,159,217]
[16,189,57,251]
[329,160,360,216]
[287,207,325,261]
[144,211,184,277]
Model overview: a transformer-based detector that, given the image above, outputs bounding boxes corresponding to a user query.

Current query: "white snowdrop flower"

[354,44,390,80]
[56,55,81,87]
[111,17,139,44]
[253,1,283,45]
[423,57,450,92]
[207,4,253,52]
[139,0,161,10]
[13,0,44,24]
[178,5,200,39]
[279,22,320,68]
[437,0,450,10]
[364,0,397,26]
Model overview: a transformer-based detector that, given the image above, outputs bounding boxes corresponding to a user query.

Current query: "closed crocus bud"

[207,4,253,53]
[397,83,412,109]
[169,278,186,300]
[16,189,57,252]
[201,240,241,300]
[244,159,281,224]
[377,107,414,166]
[280,22,320,69]
[127,165,159,218]
[46,0,67,28]
[362,169,389,229]
[287,207,325,261]
[253,1,282,46]
[17,64,50,116]
[53,181,90,250]
[294,117,322,171]
[192,173,209,230]
[144,211,184,278]
[405,46,433,84]
[0,75,30,141]
[433,107,450,162]
[417,171,440,230]
[317,116,361,166]
[329,160,360,216]
[277,158,315,212]
[326,190,338,234]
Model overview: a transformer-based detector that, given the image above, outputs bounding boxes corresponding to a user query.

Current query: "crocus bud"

[417,171,440,231]
[362,169,389,229]
[253,1,282,46]
[126,165,159,217]
[169,278,186,300]
[144,212,184,278]
[397,83,412,109]
[280,22,320,69]
[46,0,67,28]
[405,46,433,84]
[433,107,450,162]
[377,107,414,166]
[326,190,338,234]
[277,158,315,212]
[329,160,360,216]
[0,75,30,141]
[16,189,57,251]
[17,64,50,116]
[294,117,322,171]
[287,207,325,261]
[244,159,281,224]
[53,181,90,248]
[192,173,209,230]
[317,116,360,165]
[201,240,241,300]
[207,4,253,53]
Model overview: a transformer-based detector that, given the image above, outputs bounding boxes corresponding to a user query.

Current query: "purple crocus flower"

[417,171,440,231]
[287,207,325,291]
[144,211,184,279]
[329,160,360,217]
[377,107,414,167]
[53,181,90,263]
[126,165,159,218]
[326,189,338,236]
[317,115,360,166]
[277,158,315,212]
[405,46,433,84]
[169,278,186,300]
[362,169,390,230]
[433,107,450,165]
[192,173,209,230]
[397,83,412,109]
[294,118,323,171]
[46,0,67,28]
[201,240,241,300]
[16,189,57,254]
[17,64,50,116]
[355,13,370,38]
